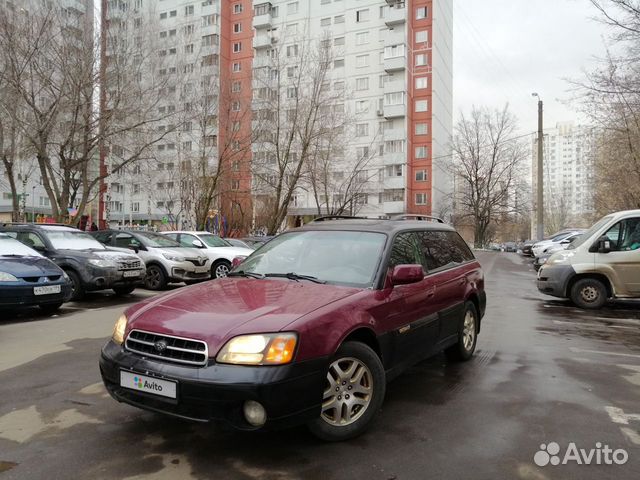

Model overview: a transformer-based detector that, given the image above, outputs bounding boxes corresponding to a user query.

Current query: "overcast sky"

[453,0,612,133]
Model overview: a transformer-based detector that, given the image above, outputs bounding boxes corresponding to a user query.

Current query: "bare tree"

[450,105,528,248]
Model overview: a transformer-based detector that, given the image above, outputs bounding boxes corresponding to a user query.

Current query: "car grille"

[118,260,142,270]
[186,258,207,267]
[125,329,208,366]
[22,275,62,283]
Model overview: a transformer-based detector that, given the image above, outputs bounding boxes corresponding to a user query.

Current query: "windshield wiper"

[227,270,265,279]
[263,272,326,284]
[0,254,25,257]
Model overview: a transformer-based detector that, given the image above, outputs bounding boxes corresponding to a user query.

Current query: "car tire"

[145,265,167,290]
[39,302,63,314]
[113,286,136,295]
[570,278,607,309]
[445,302,478,362]
[307,341,385,442]
[212,260,231,279]
[65,269,84,301]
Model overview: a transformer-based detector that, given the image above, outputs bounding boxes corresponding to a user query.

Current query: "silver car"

[91,230,210,290]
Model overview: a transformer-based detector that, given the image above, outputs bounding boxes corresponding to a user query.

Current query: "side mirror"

[597,236,611,254]
[192,239,205,248]
[231,256,246,268]
[560,239,571,245]
[390,264,424,286]
[33,245,47,253]
[128,242,140,254]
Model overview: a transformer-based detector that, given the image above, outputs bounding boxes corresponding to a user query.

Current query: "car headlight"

[547,251,575,266]
[539,257,548,264]
[216,333,297,365]
[162,253,185,262]
[88,258,116,268]
[0,271,18,282]
[112,314,128,345]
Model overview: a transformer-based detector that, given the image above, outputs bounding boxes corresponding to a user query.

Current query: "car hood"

[57,248,140,262]
[150,246,206,259]
[0,255,63,277]
[203,246,254,259]
[125,278,361,354]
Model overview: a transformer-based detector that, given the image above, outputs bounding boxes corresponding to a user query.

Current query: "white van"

[537,209,640,309]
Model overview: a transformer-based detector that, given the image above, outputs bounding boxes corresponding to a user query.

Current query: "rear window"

[416,230,474,272]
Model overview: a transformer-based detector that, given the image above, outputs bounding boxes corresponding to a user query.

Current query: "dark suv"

[0,224,146,300]
[100,216,486,441]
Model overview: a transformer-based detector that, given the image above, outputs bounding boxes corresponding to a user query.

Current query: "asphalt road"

[1,252,639,480]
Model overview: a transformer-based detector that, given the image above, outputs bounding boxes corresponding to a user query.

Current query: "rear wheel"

[570,278,607,309]
[39,302,63,314]
[65,270,84,301]
[145,265,167,290]
[113,286,136,295]
[212,260,231,279]
[308,341,385,442]
[445,302,478,362]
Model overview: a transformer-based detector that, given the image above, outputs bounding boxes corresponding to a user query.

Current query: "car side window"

[605,218,640,251]
[446,231,475,262]
[388,232,422,268]
[16,232,46,249]
[416,231,470,272]
[115,233,135,248]
[179,234,197,247]
[164,233,178,242]
[93,231,112,244]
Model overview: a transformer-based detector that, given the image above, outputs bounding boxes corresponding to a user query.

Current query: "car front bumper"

[82,266,146,291]
[536,264,575,298]
[99,340,326,430]
[0,281,72,307]
[165,260,210,282]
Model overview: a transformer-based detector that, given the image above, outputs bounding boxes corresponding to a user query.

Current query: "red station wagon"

[100,216,486,441]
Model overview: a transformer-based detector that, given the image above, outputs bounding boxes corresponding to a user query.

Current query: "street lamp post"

[32,185,36,222]
[532,93,544,240]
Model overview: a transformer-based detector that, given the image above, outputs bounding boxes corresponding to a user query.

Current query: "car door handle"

[426,286,436,297]
[458,278,466,285]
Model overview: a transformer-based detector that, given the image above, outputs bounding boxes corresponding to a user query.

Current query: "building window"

[356,9,369,22]
[233,62,241,72]
[384,92,405,105]
[160,12,167,19]
[334,15,344,24]
[356,123,369,137]
[415,193,428,205]
[170,10,177,17]
[415,77,428,89]
[185,44,194,54]
[356,54,369,68]
[385,139,405,153]
[231,81,241,92]
[356,100,369,113]
[232,179,240,190]
[415,146,428,158]
[384,189,404,202]
[415,54,427,66]
[321,17,331,26]
[287,2,298,14]
[231,101,241,111]
[286,44,299,57]
[333,59,344,68]
[416,7,428,20]
[415,170,428,182]
[355,77,369,90]
[334,36,345,46]
[415,100,428,112]
[415,123,428,135]
[234,22,242,33]
[384,44,405,58]
[386,164,403,177]
[356,31,369,45]
[233,3,243,14]
[232,160,241,171]
[185,5,194,16]
[416,30,428,43]
[233,42,242,53]
[202,34,219,46]
[202,14,218,26]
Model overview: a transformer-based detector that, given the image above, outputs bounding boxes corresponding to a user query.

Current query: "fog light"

[243,400,266,427]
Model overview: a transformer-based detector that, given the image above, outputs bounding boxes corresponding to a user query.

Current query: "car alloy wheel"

[445,301,478,362]
[145,265,166,290]
[462,310,476,352]
[213,260,231,279]
[321,357,373,427]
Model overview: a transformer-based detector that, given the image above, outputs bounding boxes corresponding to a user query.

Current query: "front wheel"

[212,260,231,279]
[308,341,385,442]
[145,265,167,290]
[570,278,607,309]
[65,270,84,301]
[445,302,478,362]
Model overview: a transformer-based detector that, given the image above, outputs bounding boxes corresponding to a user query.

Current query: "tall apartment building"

[532,121,597,231]
[100,0,453,230]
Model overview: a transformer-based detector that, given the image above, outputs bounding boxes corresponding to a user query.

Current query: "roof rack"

[311,215,367,222]
[389,214,445,224]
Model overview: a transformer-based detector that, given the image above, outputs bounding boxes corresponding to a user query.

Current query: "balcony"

[253,12,272,29]
[384,55,406,73]
[384,103,406,119]
[384,176,405,190]
[383,128,406,142]
[383,201,405,214]
[383,77,405,95]
[385,27,405,47]
[382,151,406,165]
[254,33,276,49]
[385,7,406,27]
[252,55,272,69]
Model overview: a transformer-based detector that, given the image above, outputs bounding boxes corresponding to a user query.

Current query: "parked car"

[0,224,145,300]
[223,238,255,250]
[537,209,640,308]
[241,236,274,248]
[91,230,210,290]
[535,231,583,259]
[100,217,486,441]
[531,230,585,258]
[521,240,536,256]
[161,231,253,279]
[0,233,72,312]
[503,242,518,252]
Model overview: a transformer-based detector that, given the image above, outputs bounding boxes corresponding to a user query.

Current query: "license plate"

[120,370,177,399]
[34,285,61,296]
[195,266,209,273]
[123,270,141,278]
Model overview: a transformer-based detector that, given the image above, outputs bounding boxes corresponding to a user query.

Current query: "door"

[371,232,440,369]
[598,217,640,295]
[415,230,468,342]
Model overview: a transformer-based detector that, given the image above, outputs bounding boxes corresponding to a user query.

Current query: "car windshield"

[236,230,387,288]
[0,237,43,257]
[136,231,182,248]
[46,230,107,250]
[567,215,614,250]
[199,234,231,247]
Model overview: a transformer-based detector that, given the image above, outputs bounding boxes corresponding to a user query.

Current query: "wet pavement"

[0,252,638,479]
